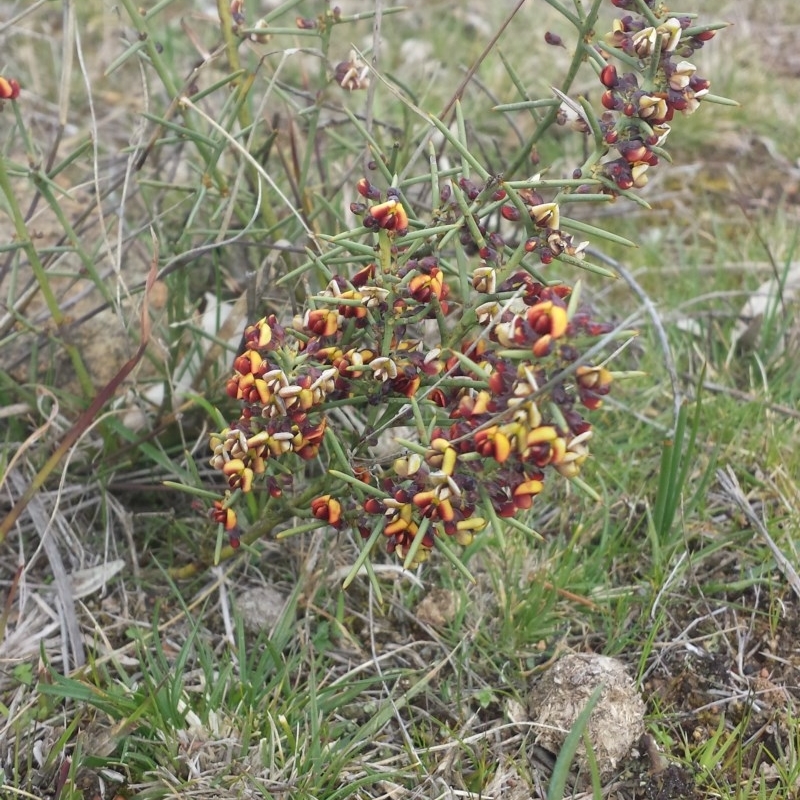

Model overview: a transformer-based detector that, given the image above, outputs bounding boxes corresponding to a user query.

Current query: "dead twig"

[716,466,800,602]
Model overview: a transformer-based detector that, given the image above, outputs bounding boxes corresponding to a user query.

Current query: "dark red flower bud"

[544,31,565,48]
[617,139,648,163]
[352,262,376,286]
[458,177,481,200]
[364,497,383,514]
[394,488,411,504]
[601,90,618,110]
[356,178,382,200]
[487,234,504,255]
[429,388,447,407]
[524,237,540,252]
[501,205,521,222]
[599,64,618,88]
[518,188,544,207]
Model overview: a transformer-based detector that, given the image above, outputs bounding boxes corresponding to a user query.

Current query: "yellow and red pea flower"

[576,365,613,410]
[473,426,513,464]
[304,308,340,338]
[524,426,567,469]
[408,267,449,305]
[390,529,432,567]
[553,431,593,479]
[222,458,255,493]
[452,389,494,420]
[0,76,20,100]
[210,499,238,531]
[512,473,546,510]
[338,289,370,321]
[311,495,343,527]
[386,372,421,399]
[365,198,409,236]
[242,316,277,350]
[451,515,488,546]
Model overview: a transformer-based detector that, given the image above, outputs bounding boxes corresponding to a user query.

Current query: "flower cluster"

[494,189,588,268]
[354,274,614,565]
[207,172,616,563]
[589,8,715,194]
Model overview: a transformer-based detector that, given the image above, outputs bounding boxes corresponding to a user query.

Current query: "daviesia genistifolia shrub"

[206,0,726,576]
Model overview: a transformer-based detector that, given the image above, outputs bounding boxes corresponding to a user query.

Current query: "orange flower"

[0,76,20,100]
[527,301,568,339]
[304,308,340,337]
[513,475,545,510]
[210,500,238,531]
[243,317,273,349]
[474,426,512,464]
[311,495,342,527]
[408,267,448,304]
[389,372,421,398]
[453,390,493,419]
[367,198,409,235]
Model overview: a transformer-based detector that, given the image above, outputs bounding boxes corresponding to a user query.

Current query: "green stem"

[168,482,322,579]
[507,0,603,178]
[0,149,93,395]
[117,0,228,193]
[32,175,114,304]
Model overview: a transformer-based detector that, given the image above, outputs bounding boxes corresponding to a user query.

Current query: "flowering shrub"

[205,0,726,576]
[209,207,614,566]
